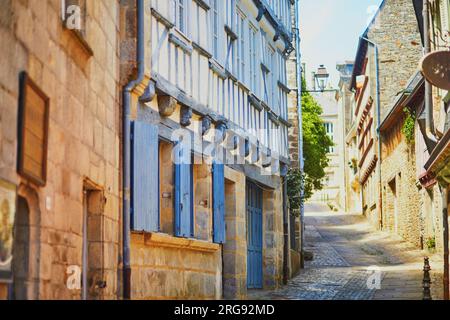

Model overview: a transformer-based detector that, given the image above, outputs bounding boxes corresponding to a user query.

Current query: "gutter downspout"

[282,174,289,284]
[294,0,305,268]
[123,0,145,300]
[441,185,449,300]
[423,0,438,143]
[361,36,383,230]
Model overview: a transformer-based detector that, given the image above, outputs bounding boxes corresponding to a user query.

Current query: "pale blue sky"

[300,0,384,88]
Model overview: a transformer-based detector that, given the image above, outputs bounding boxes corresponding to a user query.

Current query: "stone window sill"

[131,232,220,253]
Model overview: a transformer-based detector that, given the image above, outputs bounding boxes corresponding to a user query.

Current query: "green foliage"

[287,79,334,208]
[426,236,436,250]
[300,79,334,201]
[287,168,304,215]
[402,108,416,143]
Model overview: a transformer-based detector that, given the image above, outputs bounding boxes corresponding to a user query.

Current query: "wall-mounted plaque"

[0,179,16,282]
[18,72,50,186]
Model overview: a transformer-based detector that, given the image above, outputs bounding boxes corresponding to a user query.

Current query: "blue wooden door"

[247,181,263,289]
[174,142,193,238]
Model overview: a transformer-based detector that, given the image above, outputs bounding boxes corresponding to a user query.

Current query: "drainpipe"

[123,0,145,300]
[294,0,305,267]
[282,174,289,284]
[423,0,438,143]
[441,185,449,300]
[361,36,383,230]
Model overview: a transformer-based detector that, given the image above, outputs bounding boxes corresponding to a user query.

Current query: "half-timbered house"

[123,0,295,299]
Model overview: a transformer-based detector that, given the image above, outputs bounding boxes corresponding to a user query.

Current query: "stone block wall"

[367,0,422,118]
[130,233,222,300]
[381,139,422,247]
[223,166,247,299]
[419,186,444,253]
[263,188,284,289]
[193,162,213,242]
[0,0,121,299]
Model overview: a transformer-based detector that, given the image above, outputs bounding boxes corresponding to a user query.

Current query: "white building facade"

[309,90,345,208]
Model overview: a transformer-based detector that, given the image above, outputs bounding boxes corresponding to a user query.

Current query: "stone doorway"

[81,181,106,300]
[12,185,41,300]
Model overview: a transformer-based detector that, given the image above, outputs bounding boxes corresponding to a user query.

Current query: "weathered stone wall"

[223,166,246,299]
[194,163,213,242]
[418,185,444,254]
[130,233,222,300]
[0,0,121,299]
[367,0,423,118]
[263,188,284,289]
[381,136,422,247]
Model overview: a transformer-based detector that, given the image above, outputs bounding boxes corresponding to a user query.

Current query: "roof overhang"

[412,0,425,46]
[379,72,425,133]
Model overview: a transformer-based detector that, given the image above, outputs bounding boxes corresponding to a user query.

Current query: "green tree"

[301,79,334,199]
[288,79,333,210]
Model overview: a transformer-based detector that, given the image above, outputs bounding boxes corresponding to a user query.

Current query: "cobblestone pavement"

[250,203,444,300]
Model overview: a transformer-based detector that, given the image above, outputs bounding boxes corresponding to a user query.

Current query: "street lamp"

[305,64,337,93]
[315,65,330,91]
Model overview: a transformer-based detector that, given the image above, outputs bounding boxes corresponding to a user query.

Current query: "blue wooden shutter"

[131,121,159,232]
[174,142,193,237]
[213,162,226,243]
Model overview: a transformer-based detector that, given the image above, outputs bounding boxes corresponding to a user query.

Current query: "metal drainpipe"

[441,185,449,300]
[282,175,289,285]
[423,0,438,143]
[123,0,145,300]
[294,0,305,267]
[361,36,383,230]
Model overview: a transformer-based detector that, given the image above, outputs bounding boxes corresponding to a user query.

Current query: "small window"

[236,11,245,81]
[173,0,188,34]
[324,122,335,153]
[211,0,220,58]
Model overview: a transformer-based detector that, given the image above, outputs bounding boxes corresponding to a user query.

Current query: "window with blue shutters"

[131,121,160,232]
[212,162,226,244]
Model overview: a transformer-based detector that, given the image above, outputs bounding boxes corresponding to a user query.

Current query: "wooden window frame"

[211,0,220,58]
[173,0,188,35]
[17,72,50,187]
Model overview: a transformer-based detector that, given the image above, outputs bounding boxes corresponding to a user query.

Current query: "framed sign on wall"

[0,179,16,282]
[17,72,50,186]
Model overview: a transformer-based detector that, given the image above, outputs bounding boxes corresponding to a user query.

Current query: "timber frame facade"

[124,0,296,299]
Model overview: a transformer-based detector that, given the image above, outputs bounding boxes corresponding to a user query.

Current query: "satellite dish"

[420,50,450,91]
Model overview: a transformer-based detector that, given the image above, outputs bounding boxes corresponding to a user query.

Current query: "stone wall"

[263,188,284,289]
[418,185,444,254]
[130,233,222,300]
[0,0,121,299]
[381,137,422,247]
[367,0,423,118]
[223,166,247,299]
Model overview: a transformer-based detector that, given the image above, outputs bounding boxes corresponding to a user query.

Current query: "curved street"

[251,203,444,300]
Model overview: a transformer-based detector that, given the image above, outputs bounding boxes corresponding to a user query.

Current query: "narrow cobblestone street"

[251,203,444,300]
